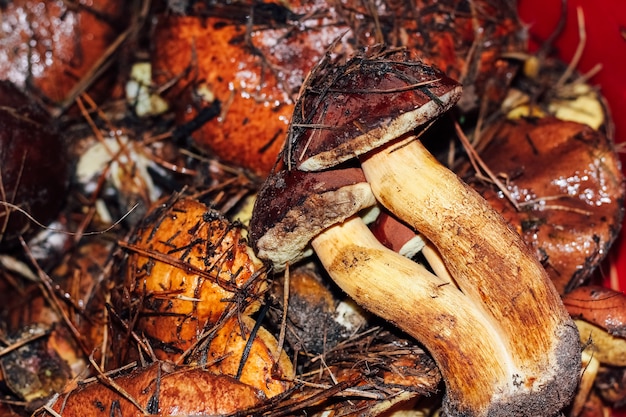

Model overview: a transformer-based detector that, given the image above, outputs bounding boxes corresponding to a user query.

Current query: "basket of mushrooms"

[0,1,625,417]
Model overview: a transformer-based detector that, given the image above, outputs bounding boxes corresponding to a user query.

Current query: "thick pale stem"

[312,216,515,415]
[361,138,580,416]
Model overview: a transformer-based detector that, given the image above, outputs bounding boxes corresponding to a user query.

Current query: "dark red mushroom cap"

[249,167,375,270]
[284,48,463,172]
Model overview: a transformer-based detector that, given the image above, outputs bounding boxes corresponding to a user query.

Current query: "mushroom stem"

[310,215,514,413]
[360,136,581,416]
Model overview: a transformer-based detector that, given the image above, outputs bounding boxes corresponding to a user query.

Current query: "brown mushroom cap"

[249,167,376,270]
[563,285,626,338]
[38,362,265,417]
[466,117,625,293]
[0,0,128,109]
[284,48,463,172]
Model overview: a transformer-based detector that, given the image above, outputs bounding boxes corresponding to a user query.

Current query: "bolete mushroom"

[250,48,581,417]
[463,117,625,294]
[0,0,129,111]
[36,362,266,417]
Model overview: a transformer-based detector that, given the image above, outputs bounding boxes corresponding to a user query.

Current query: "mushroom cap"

[125,197,266,360]
[370,210,426,258]
[285,48,463,171]
[249,167,376,270]
[0,0,128,107]
[466,117,625,293]
[42,362,266,417]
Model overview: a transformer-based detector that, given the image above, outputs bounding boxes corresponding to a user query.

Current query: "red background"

[518,1,626,415]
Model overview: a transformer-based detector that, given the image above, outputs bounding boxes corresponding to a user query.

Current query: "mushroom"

[250,48,580,417]
[369,210,426,259]
[250,167,376,269]
[369,210,452,281]
[463,117,625,293]
[0,0,129,110]
[563,286,626,338]
[36,362,266,417]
